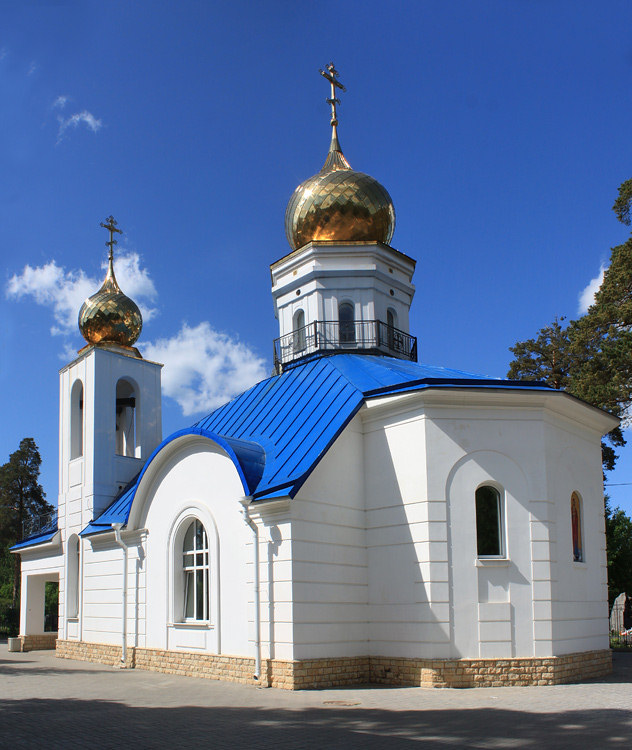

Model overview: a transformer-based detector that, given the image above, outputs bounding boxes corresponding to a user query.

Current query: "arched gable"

[126,428,265,531]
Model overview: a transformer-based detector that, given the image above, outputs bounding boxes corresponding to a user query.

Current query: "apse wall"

[290,415,369,660]
[543,419,609,655]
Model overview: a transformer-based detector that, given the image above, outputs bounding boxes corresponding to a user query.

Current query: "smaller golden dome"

[285,130,396,252]
[79,220,143,348]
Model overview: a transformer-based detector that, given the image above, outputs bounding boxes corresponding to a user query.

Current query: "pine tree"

[507,318,571,390]
[0,438,52,606]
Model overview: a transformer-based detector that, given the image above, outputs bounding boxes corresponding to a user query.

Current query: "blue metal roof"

[82,353,551,535]
[11,529,59,551]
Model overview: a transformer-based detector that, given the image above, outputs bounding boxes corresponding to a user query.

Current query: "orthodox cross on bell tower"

[100,215,123,261]
[319,62,346,127]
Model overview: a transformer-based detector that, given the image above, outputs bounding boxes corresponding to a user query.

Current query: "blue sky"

[2,0,632,516]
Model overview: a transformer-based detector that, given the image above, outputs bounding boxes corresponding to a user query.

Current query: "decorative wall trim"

[54,640,612,689]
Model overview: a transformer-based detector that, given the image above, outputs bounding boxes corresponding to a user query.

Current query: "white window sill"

[572,561,586,569]
[168,621,213,630]
[475,558,511,567]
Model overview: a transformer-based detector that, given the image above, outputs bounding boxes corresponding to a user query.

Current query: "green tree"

[507,318,571,390]
[612,178,632,226]
[0,438,52,606]
[605,500,632,607]
[508,316,624,472]
[508,177,632,603]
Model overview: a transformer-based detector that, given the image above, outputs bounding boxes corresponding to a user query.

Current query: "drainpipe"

[240,497,261,681]
[111,523,128,666]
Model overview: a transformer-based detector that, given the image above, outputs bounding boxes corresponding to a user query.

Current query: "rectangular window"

[476,485,504,557]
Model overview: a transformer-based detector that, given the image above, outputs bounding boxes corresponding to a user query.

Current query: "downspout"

[240,497,261,682]
[111,523,128,666]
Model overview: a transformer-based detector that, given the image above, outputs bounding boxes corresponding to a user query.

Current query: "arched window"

[115,379,138,458]
[66,534,80,619]
[475,485,504,557]
[70,380,83,460]
[339,302,355,344]
[293,308,306,352]
[387,308,397,330]
[387,308,398,351]
[182,519,209,621]
[571,492,584,562]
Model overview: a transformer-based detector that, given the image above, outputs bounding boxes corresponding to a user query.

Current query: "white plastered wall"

[290,388,611,662]
[364,389,611,660]
[543,417,610,654]
[363,395,450,659]
[120,436,295,661]
[80,531,146,647]
[19,548,63,637]
[290,415,367,660]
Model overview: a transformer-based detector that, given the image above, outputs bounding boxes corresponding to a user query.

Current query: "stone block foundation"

[55,640,612,689]
[15,634,58,652]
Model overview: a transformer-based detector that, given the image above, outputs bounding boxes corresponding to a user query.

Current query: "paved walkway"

[1,646,631,748]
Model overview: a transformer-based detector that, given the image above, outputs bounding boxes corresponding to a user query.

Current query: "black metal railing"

[274,319,418,370]
[22,510,58,539]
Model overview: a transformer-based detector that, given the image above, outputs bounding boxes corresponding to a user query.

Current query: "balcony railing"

[22,510,58,539]
[274,319,418,371]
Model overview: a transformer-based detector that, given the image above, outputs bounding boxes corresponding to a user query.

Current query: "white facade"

[17,358,615,672]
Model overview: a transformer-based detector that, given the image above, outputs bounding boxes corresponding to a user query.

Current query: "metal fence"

[274,319,418,369]
[22,510,58,540]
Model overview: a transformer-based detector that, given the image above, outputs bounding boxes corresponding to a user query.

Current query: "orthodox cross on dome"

[319,62,346,127]
[100,215,122,261]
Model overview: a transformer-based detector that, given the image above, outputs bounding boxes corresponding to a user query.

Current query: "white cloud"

[57,109,102,143]
[7,260,94,336]
[142,322,268,416]
[27,61,37,76]
[106,253,158,321]
[7,257,265,416]
[0,48,8,61]
[53,95,69,110]
[578,264,606,314]
[6,252,157,335]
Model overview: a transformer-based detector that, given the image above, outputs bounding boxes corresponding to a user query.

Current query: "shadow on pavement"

[0,699,631,749]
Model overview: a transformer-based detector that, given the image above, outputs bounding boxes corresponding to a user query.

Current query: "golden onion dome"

[78,224,143,348]
[285,127,396,251]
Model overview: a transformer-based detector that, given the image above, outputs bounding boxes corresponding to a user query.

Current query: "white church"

[13,65,616,688]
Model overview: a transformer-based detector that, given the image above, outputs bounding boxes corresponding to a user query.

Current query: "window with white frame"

[475,485,504,557]
[182,519,209,621]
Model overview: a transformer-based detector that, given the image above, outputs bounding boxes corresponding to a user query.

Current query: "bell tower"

[271,64,416,371]
[58,217,162,537]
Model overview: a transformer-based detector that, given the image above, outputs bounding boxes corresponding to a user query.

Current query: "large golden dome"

[285,130,395,251]
[79,219,143,348]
